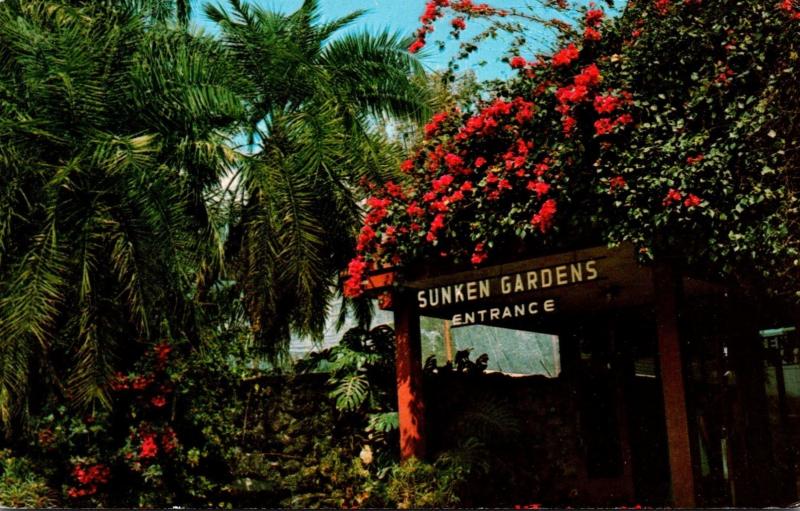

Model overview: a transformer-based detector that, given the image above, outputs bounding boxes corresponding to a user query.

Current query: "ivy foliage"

[595,0,800,297]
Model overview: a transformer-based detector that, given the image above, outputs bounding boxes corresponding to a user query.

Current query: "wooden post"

[653,262,696,507]
[393,290,426,460]
[443,320,454,363]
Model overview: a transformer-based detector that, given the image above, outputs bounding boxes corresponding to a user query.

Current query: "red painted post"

[653,262,697,507]
[393,290,427,460]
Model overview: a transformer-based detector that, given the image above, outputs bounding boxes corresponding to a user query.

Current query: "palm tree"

[0,0,242,424]
[205,0,431,359]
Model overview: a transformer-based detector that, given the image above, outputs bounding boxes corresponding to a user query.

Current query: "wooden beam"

[653,262,696,507]
[443,320,454,363]
[393,290,426,460]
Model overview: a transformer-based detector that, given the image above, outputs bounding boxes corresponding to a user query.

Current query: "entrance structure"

[361,243,800,507]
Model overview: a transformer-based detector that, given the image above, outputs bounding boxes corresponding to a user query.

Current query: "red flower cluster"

[555,64,605,135]
[132,374,154,391]
[594,93,621,114]
[343,256,368,298]
[67,463,110,499]
[583,7,604,41]
[425,110,453,138]
[663,189,702,208]
[409,0,508,53]
[686,153,704,165]
[594,113,633,136]
[139,433,159,458]
[662,188,682,206]
[715,65,735,84]
[551,43,580,67]
[780,0,800,19]
[154,341,171,368]
[510,56,528,69]
[684,194,702,208]
[531,198,557,233]
[609,176,627,192]
[111,371,154,391]
[591,90,634,135]
[470,242,488,265]
[654,0,670,15]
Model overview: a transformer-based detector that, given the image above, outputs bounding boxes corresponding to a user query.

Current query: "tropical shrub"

[6,330,255,507]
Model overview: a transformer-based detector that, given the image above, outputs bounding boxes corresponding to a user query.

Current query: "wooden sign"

[403,244,655,324]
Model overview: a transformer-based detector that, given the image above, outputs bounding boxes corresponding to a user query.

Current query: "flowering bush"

[12,332,255,507]
[346,0,800,300]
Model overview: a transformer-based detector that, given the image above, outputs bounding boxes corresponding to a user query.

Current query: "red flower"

[616,113,634,125]
[513,98,535,123]
[431,214,446,232]
[662,188,683,206]
[531,199,557,233]
[154,342,171,366]
[551,43,579,67]
[139,434,159,459]
[356,224,376,251]
[132,375,153,391]
[585,9,605,27]
[526,180,551,197]
[594,94,620,114]
[555,84,589,105]
[432,174,454,192]
[408,39,425,54]
[609,176,627,192]
[451,17,466,30]
[407,203,425,217]
[534,160,550,176]
[574,63,602,87]
[584,27,602,41]
[400,159,415,173]
[474,156,487,168]
[562,116,577,135]
[424,111,449,138]
[385,181,405,198]
[444,153,464,170]
[686,154,704,165]
[780,0,800,17]
[110,371,129,391]
[510,56,527,69]
[73,463,110,486]
[683,194,702,208]
[470,242,488,265]
[594,117,615,136]
[654,0,670,15]
[343,256,367,298]
[150,395,167,408]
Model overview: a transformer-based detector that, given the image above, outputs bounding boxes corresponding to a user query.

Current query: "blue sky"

[191,0,571,81]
